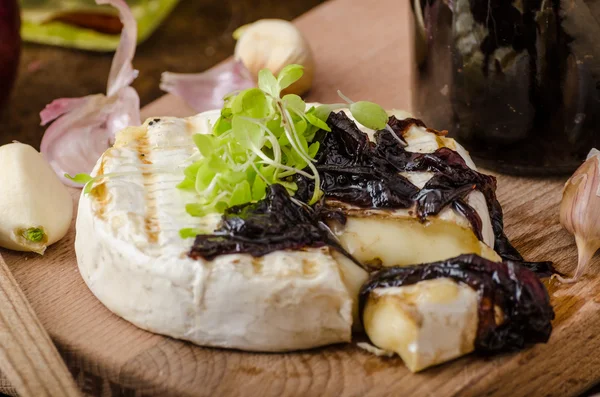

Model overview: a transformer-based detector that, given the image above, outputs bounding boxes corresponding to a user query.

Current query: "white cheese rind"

[75,113,361,352]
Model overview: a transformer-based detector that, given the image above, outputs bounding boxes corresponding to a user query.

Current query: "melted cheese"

[363,278,479,372]
[334,215,499,268]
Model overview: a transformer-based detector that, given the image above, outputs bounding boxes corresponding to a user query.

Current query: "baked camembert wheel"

[75,68,554,372]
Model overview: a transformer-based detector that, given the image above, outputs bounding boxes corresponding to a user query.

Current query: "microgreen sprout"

[22,227,45,243]
[336,90,403,145]
[179,65,392,226]
[179,65,333,219]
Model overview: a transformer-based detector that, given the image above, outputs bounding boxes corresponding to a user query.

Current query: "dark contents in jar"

[413,0,600,174]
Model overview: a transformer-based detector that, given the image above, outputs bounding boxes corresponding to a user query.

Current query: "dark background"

[0,0,324,148]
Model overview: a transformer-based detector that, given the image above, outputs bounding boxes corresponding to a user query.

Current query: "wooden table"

[1,0,600,396]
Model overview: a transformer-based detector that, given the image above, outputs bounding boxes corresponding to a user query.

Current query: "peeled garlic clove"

[0,143,73,254]
[558,148,600,283]
[234,19,314,96]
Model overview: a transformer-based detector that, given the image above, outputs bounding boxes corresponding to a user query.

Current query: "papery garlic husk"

[39,0,140,185]
[558,148,600,283]
[234,19,314,96]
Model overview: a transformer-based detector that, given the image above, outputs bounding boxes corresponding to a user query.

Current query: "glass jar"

[411,0,600,175]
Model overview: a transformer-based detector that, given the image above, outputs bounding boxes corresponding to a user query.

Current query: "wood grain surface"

[0,255,80,397]
[1,0,599,396]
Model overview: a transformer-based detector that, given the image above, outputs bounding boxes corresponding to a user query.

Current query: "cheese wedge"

[362,278,479,372]
[76,111,368,351]
[328,109,500,267]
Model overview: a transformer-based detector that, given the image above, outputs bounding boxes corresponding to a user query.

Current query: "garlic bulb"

[558,148,600,283]
[234,19,314,96]
[0,143,73,254]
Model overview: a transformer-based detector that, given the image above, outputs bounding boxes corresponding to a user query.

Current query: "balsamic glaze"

[360,254,554,352]
[189,184,361,267]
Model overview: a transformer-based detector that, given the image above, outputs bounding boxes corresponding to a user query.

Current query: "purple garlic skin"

[558,148,600,283]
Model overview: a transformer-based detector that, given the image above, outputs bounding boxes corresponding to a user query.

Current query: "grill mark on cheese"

[90,183,109,221]
[185,119,198,136]
[325,201,419,220]
[114,125,147,148]
[329,203,473,233]
[251,258,263,274]
[90,153,111,221]
[135,128,160,244]
[301,258,319,276]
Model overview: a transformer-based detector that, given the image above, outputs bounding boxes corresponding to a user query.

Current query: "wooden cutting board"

[2,0,600,395]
